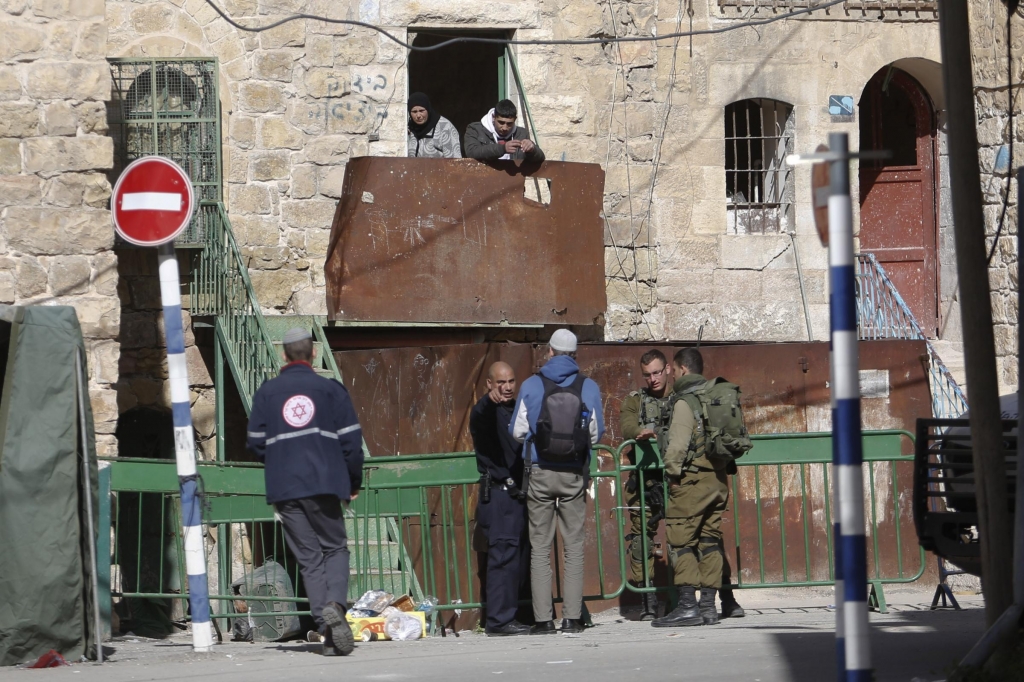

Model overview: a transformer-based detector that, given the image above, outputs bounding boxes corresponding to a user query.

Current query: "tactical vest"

[631,389,672,454]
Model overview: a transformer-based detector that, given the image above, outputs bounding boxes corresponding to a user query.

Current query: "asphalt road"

[2,594,984,682]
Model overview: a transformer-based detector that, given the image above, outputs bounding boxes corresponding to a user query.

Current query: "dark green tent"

[0,306,100,666]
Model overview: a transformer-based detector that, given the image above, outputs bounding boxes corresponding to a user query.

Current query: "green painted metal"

[107,58,221,246]
[192,205,278,414]
[97,464,112,641]
[103,430,925,624]
[497,51,507,101]
[504,46,539,147]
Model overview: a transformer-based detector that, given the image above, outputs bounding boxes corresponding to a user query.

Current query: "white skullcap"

[549,328,577,353]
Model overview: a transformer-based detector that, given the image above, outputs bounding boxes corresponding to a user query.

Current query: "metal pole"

[938,0,1014,627]
[791,232,814,341]
[75,349,104,664]
[827,132,871,681]
[1016,165,1024,604]
[158,242,215,652]
[215,332,229,633]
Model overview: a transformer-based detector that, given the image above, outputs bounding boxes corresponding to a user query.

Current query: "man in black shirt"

[471,361,530,636]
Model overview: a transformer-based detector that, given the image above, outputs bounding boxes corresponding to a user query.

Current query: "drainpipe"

[790,232,814,341]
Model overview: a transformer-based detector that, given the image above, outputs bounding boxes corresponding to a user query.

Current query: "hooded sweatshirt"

[511,355,605,468]
[464,110,545,162]
[480,108,515,160]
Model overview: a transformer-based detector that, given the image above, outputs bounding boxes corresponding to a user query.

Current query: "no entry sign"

[112,156,195,246]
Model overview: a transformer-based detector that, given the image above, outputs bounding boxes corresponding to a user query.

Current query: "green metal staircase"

[187,200,408,594]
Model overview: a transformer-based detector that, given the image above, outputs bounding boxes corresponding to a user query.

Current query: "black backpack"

[533,374,592,465]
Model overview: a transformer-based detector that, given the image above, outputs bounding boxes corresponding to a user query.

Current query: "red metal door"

[858,68,939,336]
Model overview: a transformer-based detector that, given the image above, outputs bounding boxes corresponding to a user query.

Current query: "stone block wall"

[0,0,121,454]
[969,0,1020,393]
[115,249,218,458]
[104,0,954,350]
[101,0,1024,399]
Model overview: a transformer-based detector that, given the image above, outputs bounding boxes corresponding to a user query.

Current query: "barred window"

[725,99,795,235]
[109,59,221,245]
[717,0,936,15]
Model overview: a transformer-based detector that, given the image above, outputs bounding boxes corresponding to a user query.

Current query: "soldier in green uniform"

[619,349,672,620]
[653,347,740,627]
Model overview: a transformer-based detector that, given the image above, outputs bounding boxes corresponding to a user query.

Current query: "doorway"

[407,30,510,149]
[858,66,940,336]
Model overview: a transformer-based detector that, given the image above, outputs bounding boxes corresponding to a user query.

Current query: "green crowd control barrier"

[96,429,924,633]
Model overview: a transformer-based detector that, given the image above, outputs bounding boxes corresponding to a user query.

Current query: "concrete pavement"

[3,592,984,682]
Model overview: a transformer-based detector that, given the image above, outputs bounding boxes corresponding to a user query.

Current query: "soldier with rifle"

[619,349,672,620]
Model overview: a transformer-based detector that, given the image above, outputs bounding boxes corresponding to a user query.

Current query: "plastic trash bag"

[384,612,423,641]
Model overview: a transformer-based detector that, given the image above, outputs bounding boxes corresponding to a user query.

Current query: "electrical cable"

[202,0,848,50]
[601,2,656,341]
[989,2,1018,265]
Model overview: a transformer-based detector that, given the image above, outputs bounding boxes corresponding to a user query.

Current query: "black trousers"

[276,495,350,633]
[476,485,528,629]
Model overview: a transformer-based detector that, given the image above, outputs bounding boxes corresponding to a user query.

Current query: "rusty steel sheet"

[335,339,935,614]
[324,157,607,325]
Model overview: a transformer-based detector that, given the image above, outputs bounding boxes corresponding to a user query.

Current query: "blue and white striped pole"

[827,132,871,681]
[159,242,215,652]
[831,351,845,680]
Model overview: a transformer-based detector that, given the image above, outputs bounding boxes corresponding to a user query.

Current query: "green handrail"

[190,201,278,412]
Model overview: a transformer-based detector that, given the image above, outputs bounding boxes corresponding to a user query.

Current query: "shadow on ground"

[773,607,986,682]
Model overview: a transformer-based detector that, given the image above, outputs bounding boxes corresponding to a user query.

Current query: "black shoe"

[639,591,659,621]
[652,587,703,628]
[322,602,354,656]
[530,620,557,635]
[560,618,584,634]
[699,588,719,625]
[720,596,746,618]
[486,621,531,636]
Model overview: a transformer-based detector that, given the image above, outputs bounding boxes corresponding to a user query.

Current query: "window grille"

[725,99,794,235]
[716,0,936,15]
[108,59,221,245]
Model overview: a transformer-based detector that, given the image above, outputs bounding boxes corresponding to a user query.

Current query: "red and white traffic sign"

[111,156,195,246]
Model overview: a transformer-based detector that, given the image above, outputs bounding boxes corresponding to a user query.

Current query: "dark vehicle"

[913,394,1018,577]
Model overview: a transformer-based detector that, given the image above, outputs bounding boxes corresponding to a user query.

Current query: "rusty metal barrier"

[98,429,924,632]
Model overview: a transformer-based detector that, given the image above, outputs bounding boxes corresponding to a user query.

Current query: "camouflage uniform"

[662,373,730,591]
[619,389,670,586]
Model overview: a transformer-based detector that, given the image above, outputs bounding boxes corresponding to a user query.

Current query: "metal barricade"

[620,430,927,613]
[99,429,926,630]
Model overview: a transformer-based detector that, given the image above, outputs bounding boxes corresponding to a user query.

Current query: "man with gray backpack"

[652,348,752,628]
[511,329,604,635]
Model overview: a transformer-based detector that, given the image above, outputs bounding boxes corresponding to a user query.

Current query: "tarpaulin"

[0,306,98,665]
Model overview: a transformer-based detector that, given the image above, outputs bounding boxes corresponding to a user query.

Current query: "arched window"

[725,98,795,234]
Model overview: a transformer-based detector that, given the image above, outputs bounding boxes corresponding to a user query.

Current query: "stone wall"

[0,0,120,454]
[115,250,218,458]
[103,0,954,350]
[969,0,1020,394]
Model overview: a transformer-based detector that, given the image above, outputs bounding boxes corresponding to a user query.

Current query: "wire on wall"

[203,0,848,50]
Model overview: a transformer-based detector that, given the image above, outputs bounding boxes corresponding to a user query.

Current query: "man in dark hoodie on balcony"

[511,329,603,635]
[464,99,545,162]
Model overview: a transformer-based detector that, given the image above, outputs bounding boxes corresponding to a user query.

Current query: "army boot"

[699,588,719,625]
[720,589,746,618]
[651,587,703,628]
[639,591,659,621]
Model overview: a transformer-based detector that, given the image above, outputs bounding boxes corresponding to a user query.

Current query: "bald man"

[470,362,530,636]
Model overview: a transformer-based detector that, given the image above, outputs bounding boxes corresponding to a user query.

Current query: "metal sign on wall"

[324,157,608,326]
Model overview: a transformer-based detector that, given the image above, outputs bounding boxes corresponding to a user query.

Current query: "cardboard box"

[346,611,427,641]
